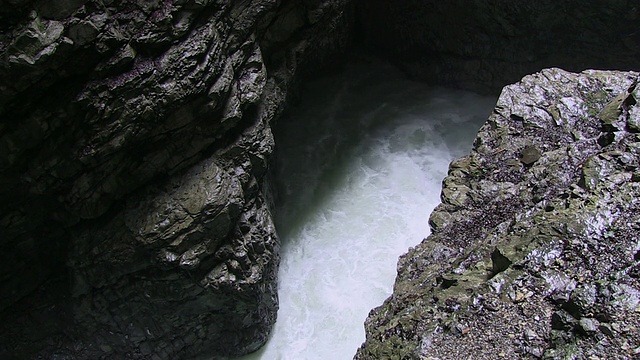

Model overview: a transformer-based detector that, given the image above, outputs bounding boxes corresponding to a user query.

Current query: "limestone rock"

[68,121,280,358]
[356,68,640,359]
[0,0,352,358]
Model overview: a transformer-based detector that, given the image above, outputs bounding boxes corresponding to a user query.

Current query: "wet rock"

[627,104,640,132]
[552,310,577,331]
[599,323,615,336]
[36,0,88,19]
[357,68,640,359]
[67,20,100,46]
[578,318,599,335]
[571,284,597,316]
[523,328,538,341]
[0,0,353,358]
[69,148,281,358]
[490,247,512,277]
[598,92,627,129]
[356,1,640,93]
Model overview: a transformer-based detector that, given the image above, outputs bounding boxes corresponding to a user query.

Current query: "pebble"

[599,323,614,336]
[523,328,538,341]
[521,146,541,165]
[528,347,543,358]
[579,318,599,334]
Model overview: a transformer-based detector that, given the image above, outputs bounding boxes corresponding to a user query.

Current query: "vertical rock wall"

[3,0,640,359]
[356,67,640,359]
[356,0,640,93]
[0,0,352,358]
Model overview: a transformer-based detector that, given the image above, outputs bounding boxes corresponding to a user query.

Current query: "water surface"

[240,60,496,360]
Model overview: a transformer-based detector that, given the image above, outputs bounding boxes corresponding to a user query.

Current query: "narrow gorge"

[238,60,495,359]
[1,1,639,359]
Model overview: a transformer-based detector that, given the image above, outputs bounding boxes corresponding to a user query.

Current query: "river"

[239,59,496,360]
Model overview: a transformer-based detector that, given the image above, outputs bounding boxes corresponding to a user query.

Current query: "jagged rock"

[520,146,541,165]
[67,118,280,358]
[356,68,640,359]
[0,0,352,358]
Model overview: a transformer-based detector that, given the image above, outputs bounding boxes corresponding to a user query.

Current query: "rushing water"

[239,60,496,360]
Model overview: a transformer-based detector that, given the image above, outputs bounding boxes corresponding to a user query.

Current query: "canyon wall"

[2,0,640,359]
[0,0,351,358]
[356,0,640,93]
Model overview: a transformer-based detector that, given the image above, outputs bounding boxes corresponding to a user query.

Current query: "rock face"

[3,1,640,359]
[356,0,640,93]
[0,0,351,358]
[356,68,640,359]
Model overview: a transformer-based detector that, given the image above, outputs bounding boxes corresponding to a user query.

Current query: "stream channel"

[240,59,497,360]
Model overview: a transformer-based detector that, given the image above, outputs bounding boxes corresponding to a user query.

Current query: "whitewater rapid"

[239,60,496,360]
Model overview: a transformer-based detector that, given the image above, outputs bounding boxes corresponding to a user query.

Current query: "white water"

[239,60,496,360]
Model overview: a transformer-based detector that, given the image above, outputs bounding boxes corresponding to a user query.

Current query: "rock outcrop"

[356,68,640,359]
[356,0,640,93]
[3,1,640,359]
[0,0,351,358]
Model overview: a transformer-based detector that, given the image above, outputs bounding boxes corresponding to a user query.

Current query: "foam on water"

[239,61,496,360]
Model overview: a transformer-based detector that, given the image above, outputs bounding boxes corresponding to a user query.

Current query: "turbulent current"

[240,60,496,360]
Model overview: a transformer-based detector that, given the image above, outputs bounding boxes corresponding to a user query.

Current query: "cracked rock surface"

[0,0,351,358]
[356,68,640,359]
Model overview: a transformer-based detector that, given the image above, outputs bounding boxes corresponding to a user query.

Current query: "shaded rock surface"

[3,1,640,359]
[356,68,640,359]
[0,0,352,358]
[356,0,640,93]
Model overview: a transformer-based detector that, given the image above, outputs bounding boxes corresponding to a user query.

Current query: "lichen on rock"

[356,68,640,359]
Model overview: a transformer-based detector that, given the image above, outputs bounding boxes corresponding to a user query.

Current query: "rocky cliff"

[356,68,640,359]
[2,0,640,359]
[0,0,351,358]
[352,2,640,358]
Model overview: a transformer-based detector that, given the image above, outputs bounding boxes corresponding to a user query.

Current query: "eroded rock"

[356,68,640,359]
[0,0,352,358]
